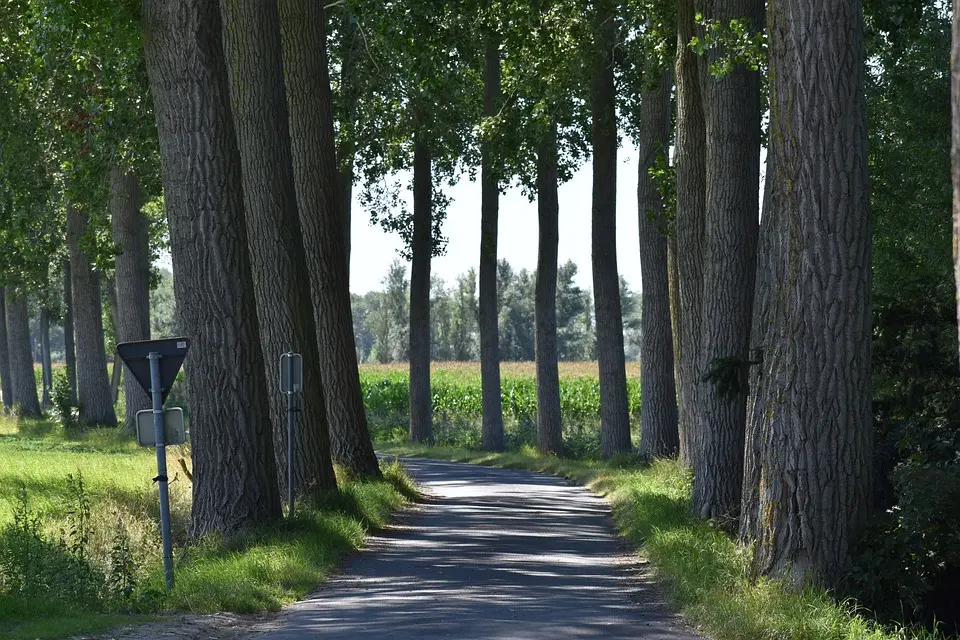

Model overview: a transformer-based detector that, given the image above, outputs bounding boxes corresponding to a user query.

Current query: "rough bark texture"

[110,168,152,429]
[674,0,707,470]
[739,0,872,589]
[690,0,763,522]
[66,206,116,427]
[104,277,122,406]
[63,260,77,405]
[637,70,679,460]
[142,0,283,534]
[0,289,13,411]
[409,137,434,444]
[278,0,381,478]
[220,0,338,493]
[4,290,40,417]
[592,0,631,457]
[39,308,52,408]
[667,237,684,460]
[479,36,505,452]
[536,125,563,455]
[338,13,358,272]
[953,0,960,354]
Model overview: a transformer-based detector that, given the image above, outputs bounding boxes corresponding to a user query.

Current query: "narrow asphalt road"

[254,457,703,640]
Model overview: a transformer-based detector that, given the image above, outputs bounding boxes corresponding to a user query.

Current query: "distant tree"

[149,269,177,338]
[351,293,374,363]
[431,277,456,361]
[497,261,535,361]
[556,260,594,361]
[451,269,479,361]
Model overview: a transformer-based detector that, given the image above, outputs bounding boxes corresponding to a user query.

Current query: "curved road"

[255,457,703,639]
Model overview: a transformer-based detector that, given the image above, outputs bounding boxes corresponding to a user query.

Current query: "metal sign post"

[117,338,190,593]
[279,352,302,520]
[149,352,175,591]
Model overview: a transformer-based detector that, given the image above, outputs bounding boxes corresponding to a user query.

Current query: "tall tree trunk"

[4,289,41,417]
[674,0,707,471]
[110,168,152,429]
[409,136,433,444]
[536,124,563,455]
[142,0,283,534]
[667,236,685,460]
[637,69,679,460]
[689,0,763,522]
[39,308,52,408]
[278,0,381,478]
[592,0,631,457]
[479,35,505,451]
[0,289,13,411]
[953,0,960,355]
[338,12,358,273]
[739,0,872,588]
[62,260,77,405]
[104,277,122,406]
[66,206,116,427]
[219,0,338,493]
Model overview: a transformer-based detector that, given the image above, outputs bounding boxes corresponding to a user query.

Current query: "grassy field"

[0,414,416,640]
[375,443,948,640]
[359,361,641,457]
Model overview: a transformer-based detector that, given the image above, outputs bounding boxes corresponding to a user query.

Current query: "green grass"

[0,414,416,639]
[375,442,948,640]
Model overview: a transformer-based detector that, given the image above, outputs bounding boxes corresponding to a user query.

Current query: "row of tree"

[350,259,642,363]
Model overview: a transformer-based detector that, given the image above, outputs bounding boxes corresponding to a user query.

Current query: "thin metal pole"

[287,354,295,519]
[149,352,174,590]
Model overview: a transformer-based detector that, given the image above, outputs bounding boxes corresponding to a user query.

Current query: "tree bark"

[219,0,339,493]
[278,0,381,478]
[142,0,283,534]
[689,0,763,522]
[104,276,122,406]
[667,236,685,460]
[536,124,563,455]
[39,307,52,408]
[0,289,13,411]
[63,260,77,405]
[338,12,359,273]
[739,0,872,589]
[637,70,679,460]
[592,0,631,457]
[4,289,41,417]
[409,136,433,444]
[479,35,505,451]
[674,0,707,470]
[110,167,152,429]
[66,206,116,427]
[953,0,960,356]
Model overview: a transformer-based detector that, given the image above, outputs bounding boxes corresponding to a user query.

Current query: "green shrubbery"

[360,368,641,458]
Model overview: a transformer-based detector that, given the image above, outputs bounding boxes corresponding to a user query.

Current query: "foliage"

[50,369,78,432]
[688,14,767,78]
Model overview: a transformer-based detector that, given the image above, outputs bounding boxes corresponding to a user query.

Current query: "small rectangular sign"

[279,353,303,394]
[136,408,187,446]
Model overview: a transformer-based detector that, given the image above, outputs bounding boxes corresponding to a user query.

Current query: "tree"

[452,268,479,360]
[38,306,52,407]
[739,0,872,588]
[410,137,434,443]
[0,290,13,411]
[66,205,116,427]
[219,0,339,491]
[4,288,41,417]
[498,261,535,361]
[689,0,764,521]
[591,0,631,457]
[110,168,151,430]
[142,0,283,534]
[556,260,594,360]
[479,26,506,452]
[62,261,77,405]
[277,0,380,477]
[673,0,707,468]
[953,0,960,353]
[636,69,679,459]
[536,124,562,453]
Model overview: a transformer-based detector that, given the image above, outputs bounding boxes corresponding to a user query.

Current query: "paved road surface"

[255,457,703,639]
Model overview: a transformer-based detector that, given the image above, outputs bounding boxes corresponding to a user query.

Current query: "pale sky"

[349,144,643,295]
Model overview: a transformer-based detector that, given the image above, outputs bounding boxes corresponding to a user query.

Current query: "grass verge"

[0,415,417,639]
[375,442,946,640]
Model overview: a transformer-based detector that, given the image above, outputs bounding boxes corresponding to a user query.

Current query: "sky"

[348,145,644,295]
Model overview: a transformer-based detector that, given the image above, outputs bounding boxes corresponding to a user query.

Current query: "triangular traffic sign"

[116,338,190,405]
